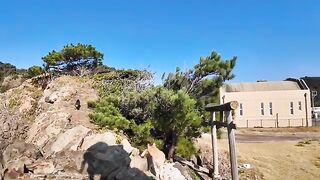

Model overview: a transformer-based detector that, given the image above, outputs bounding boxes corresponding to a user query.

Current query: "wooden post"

[205,101,239,180]
[276,113,279,128]
[226,111,239,180]
[288,119,290,127]
[211,112,220,179]
[220,111,224,122]
[304,93,309,127]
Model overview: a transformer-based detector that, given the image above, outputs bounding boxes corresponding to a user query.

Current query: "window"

[260,102,264,115]
[298,101,302,110]
[269,102,273,115]
[290,102,294,115]
[239,103,243,116]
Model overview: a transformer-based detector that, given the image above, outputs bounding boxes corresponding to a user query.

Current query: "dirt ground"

[197,127,320,180]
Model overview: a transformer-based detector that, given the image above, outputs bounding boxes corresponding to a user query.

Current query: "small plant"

[87,100,96,108]
[296,139,314,147]
[189,170,201,180]
[175,137,198,159]
[115,134,123,144]
[8,98,21,108]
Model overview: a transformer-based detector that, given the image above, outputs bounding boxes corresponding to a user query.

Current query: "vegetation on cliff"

[1,43,237,160]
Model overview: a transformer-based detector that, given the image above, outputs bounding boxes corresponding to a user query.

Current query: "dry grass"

[217,129,320,180]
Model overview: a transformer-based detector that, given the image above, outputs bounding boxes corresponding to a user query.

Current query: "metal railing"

[236,118,307,128]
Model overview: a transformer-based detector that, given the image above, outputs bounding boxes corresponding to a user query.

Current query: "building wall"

[220,89,312,127]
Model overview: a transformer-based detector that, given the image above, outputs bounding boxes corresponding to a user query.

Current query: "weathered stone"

[4,156,34,180]
[159,163,186,180]
[2,142,41,167]
[80,131,116,150]
[26,111,71,148]
[50,125,91,153]
[130,156,148,172]
[28,161,55,174]
[130,147,140,157]
[121,139,134,154]
[173,162,193,180]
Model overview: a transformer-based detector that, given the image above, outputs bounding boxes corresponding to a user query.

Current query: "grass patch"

[189,170,201,180]
[296,139,318,147]
[8,98,21,108]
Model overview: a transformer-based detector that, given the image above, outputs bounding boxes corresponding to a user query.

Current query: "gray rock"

[121,139,134,154]
[80,131,116,150]
[3,156,34,180]
[173,163,193,180]
[29,161,55,174]
[26,111,71,148]
[2,141,41,167]
[50,125,91,153]
[130,155,148,172]
[159,163,186,180]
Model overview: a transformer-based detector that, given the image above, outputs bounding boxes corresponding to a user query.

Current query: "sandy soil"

[197,127,320,180]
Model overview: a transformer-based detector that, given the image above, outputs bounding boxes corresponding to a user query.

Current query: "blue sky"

[0,0,319,84]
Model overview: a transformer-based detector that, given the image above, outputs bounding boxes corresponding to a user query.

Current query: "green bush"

[88,50,236,159]
[27,66,44,77]
[88,97,130,131]
[130,120,154,149]
[175,137,197,159]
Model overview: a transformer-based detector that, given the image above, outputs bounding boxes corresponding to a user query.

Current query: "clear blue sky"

[1,0,319,84]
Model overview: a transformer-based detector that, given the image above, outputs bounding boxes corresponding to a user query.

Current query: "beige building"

[220,79,312,128]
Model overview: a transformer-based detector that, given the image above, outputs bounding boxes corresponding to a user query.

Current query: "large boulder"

[121,139,134,154]
[2,142,41,167]
[80,131,116,150]
[1,142,42,179]
[159,163,186,180]
[50,125,91,153]
[79,142,151,179]
[26,111,71,148]
[130,155,148,172]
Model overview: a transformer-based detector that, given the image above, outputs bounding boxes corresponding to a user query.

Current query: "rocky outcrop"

[0,76,195,179]
[159,163,186,180]
[1,75,25,92]
[80,131,117,150]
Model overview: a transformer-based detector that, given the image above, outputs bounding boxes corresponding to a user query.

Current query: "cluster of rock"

[0,76,198,180]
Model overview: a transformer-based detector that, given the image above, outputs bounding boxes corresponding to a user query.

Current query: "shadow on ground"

[80,142,152,180]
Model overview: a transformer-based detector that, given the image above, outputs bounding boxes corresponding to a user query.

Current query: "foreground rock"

[0,76,196,179]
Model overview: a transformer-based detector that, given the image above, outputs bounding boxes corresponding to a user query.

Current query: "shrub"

[175,137,197,159]
[27,66,44,77]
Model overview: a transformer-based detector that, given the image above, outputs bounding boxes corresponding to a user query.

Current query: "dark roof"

[301,77,320,106]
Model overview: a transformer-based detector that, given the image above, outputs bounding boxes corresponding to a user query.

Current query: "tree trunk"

[165,129,178,160]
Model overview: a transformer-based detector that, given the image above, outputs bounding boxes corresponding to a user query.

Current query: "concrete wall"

[220,89,312,127]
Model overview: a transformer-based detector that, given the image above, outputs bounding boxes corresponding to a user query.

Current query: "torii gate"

[205,101,239,180]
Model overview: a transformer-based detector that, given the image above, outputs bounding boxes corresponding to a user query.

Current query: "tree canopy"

[89,50,237,159]
[163,51,237,113]
[42,43,103,75]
